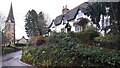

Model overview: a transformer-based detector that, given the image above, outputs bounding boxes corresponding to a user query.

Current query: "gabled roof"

[54,15,63,26]
[6,3,15,23]
[52,2,91,27]
[17,36,28,41]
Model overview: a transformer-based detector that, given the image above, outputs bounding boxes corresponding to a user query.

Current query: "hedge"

[22,43,120,67]
[94,34,120,50]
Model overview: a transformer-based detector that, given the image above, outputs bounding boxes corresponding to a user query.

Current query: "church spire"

[6,2,15,23]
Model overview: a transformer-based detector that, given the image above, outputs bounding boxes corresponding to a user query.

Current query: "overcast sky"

[0,0,88,39]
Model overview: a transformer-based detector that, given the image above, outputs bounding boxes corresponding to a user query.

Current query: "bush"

[94,35,120,50]
[22,43,120,67]
[22,31,120,67]
[95,35,120,43]
[46,30,99,45]
[36,36,45,45]
[73,30,99,44]
[2,47,20,55]
[7,44,15,48]
[27,36,45,46]
[15,43,26,47]
[27,37,36,46]
[78,48,120,66]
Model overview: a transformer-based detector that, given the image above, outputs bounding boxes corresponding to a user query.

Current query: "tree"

[107,2,120,34]
[0,12,6,46]
[25,10,47,38]
[2,33,9,46]
[37,12,48,35]
[0,13,6,31]
[85,2,120,35]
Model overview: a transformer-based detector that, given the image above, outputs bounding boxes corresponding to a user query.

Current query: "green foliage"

[15,43,26,47]
[75,29,99,44]
[2,47,20,55]
[2,33,9,45]
[86,2,120,34]
[79,48,120,66]
[8,44,15,48]
[36,36,45,46]
[85,2,106,28]
[95,34,120,43]
[22,44,120,67]
[94,34,120,50]
[25,10,47,38]
[22,31,119,67]
[46,30,99,45]
[22,26,119,67]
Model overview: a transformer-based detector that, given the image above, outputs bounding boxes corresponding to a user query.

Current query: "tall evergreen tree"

[25,10,47,38]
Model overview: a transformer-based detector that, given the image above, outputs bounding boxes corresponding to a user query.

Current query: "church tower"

[4,3,15,45]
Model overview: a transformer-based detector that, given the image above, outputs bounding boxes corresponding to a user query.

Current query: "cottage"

[17,36,28,44]
[48,2,92,34]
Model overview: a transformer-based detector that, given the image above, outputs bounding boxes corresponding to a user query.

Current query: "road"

[0,50,34,68]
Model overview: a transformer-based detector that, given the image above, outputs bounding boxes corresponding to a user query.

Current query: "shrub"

[27,36,45,46]
[15,43,26,47]
[46,30,99,45]
[78,48,120,66]
[22,44,120,67]
[95,35,120,43]
[74,30,99,44]
[7,44,15,48]
[46,32,68,45]
[36,36,45,45]
[94,34,120,49]
[27,37,36,46]
[22,31,120,67]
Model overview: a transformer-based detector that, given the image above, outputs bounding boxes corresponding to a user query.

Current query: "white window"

[75,26,80,32]
[61,28,66,32]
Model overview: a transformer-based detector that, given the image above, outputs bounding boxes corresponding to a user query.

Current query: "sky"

[0,0,88,39]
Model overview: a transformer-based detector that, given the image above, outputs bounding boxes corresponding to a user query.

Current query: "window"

[61,28,66,32]
[75,26,80,32]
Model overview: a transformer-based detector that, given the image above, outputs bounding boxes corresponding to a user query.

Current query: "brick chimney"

[62,5,69,14]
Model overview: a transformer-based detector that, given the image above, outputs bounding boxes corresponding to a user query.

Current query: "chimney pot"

[63,6,64,9]
[65,5,67,8]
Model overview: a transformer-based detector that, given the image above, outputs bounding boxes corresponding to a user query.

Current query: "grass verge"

[2,47,21,55]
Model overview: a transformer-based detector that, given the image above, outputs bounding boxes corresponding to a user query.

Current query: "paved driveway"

[0,50,34,68]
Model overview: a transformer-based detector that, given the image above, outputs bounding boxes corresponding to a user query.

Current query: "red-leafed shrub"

[36,36,45,45]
